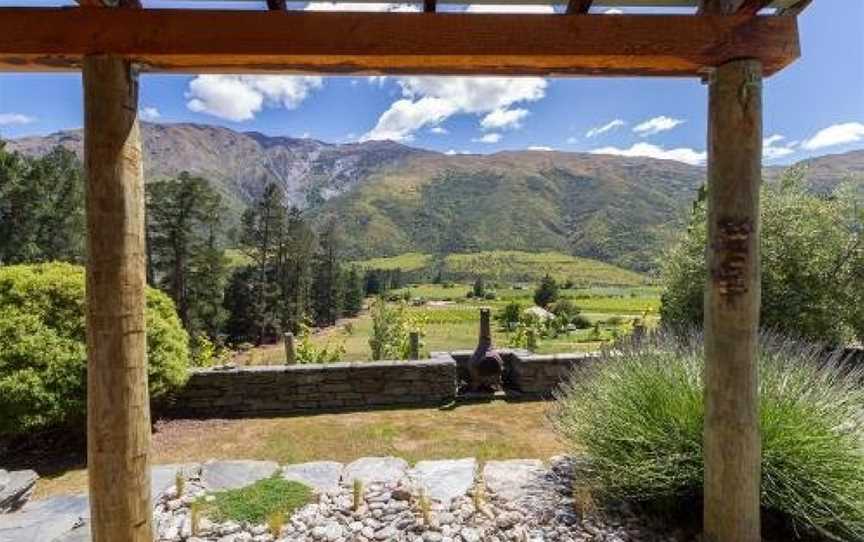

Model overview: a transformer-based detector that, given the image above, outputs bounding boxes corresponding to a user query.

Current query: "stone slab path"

[0,456,685,541]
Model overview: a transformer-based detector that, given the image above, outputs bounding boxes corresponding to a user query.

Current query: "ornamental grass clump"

[549,332,864,541]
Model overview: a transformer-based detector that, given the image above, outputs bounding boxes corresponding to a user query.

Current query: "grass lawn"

[33,401,561,499]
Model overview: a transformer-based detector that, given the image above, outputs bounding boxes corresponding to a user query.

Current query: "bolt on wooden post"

[703,58,763,542]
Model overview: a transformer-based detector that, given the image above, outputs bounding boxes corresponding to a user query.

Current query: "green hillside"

[354,250,648,287]
[318,151,704,272]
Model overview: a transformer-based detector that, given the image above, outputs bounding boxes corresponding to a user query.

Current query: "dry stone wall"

[164,355,458,417]
[163,351,599,417]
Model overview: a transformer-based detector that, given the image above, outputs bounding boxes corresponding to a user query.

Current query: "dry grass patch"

[34,401,560,499]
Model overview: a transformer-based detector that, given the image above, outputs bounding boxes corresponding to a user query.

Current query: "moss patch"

[202,477,313,524]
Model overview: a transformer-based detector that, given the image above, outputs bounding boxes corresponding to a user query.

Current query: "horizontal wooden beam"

[0,9,800,77]
[566,0,593,14]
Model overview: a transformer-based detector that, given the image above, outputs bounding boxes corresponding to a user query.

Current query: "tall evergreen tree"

[343,266,364,317]
[0,144,85,264]
[146,171,228,339]
[239,183,286,343]
[312,218,344,327]
[278,206,316,333]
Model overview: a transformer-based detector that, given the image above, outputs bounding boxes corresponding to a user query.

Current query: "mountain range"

[7,123,863,272]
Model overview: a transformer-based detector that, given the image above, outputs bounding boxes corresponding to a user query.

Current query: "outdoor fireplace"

[466,308,504,392]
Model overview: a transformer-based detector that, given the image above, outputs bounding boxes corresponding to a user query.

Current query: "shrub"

[368,298,426,360]
[498,301,523,330]
[0,263,190,434]
[660,168,864,346]
[294,323,345,364]
[507,313,545,351]
[472,276,486,298]
[550,332,864,540]
[533,274,559,308]
[549,299,581,322]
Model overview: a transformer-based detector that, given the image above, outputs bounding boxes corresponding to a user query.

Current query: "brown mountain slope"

[8,123,863,272]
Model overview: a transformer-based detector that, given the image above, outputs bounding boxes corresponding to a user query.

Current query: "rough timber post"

[703,58,763,542]
[83,54,153,542]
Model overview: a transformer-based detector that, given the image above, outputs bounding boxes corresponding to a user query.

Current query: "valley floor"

[239,283,661,364]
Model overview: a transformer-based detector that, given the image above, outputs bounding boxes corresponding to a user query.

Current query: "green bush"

[660,168,864,345]
[550,332,864,540]
[0,263,190,434]
[368,298,426,360]
[533,274,559,308]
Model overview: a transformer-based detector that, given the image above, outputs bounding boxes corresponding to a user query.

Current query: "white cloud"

[586,119,626,138]
[140,107,161,121]
[633,116,685,136]
[186,75,323,122]
[480,108,529,131]
[604,8,624,14]
[361,97,456,141]
[465,4,554,13]
[430,126,449,135]
[801,122,864,150]
[566,136,578,144]
[473,133,502,144]
[445,149,472,155]
[528,146,554,151]
[763,134,796,161]
[0,113,35,125]
[304,2,418,10]
[363,76,546,141]
[590,142,706,165]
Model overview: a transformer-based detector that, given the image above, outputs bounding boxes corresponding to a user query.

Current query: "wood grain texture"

[0,10,799,76]
[703,58,762,542]
[776,0,811,16]
[698,0,770,14]
[83,54,153,542]
[566,0,593,14]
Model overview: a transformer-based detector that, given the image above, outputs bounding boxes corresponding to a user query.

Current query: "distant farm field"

[240,281,660,364]
[353,250,650,287]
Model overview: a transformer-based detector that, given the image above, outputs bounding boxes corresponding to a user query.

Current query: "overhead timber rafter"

[698,0,772,14]
[0,10,799,76]
[776,0,810,16]
[566,0,593,14]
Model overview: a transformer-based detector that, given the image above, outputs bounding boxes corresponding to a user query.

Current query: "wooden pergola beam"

[776,0,810,16]
[424,0,436,13]
[566,0,593,14]
[0,9,800,76]
[698,0,771,14]
[266,0,287,10]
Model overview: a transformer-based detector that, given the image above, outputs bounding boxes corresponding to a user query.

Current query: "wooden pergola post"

[83,54,153,542]
[703,58,763,542]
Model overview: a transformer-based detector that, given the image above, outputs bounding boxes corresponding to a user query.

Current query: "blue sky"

[0,0,862,165]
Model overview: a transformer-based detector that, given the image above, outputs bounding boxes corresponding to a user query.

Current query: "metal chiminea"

[466,308,504,392]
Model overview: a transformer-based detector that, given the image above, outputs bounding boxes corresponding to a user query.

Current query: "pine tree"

[0,144,84,264]
[239,183,286,343]
[279,206,316,333]
[343,266,364,317]
[146,171,227,339]
[312,218,344,327]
